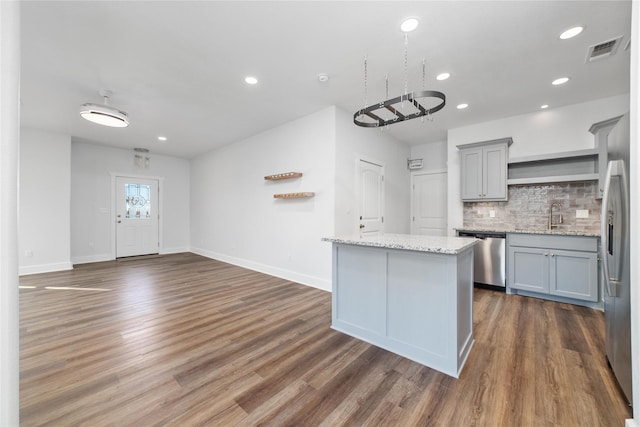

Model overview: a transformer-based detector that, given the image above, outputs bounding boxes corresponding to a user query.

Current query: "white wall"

[71,141,190,263]
[334,107,411,235]
[0,1,20,424]
[447,94,630,235]
[190,107,336,291]
[19,129,72,274]
[629,1,640,420]
[410,140,447,171]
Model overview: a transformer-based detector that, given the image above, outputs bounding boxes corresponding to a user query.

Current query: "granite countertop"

[322,233,479,255]
[454,227,600,237]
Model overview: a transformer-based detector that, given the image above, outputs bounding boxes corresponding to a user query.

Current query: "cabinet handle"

[544,253,549,256]
[550,253,555,257]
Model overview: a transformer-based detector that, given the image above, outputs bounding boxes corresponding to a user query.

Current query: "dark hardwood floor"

[19,253,632,426]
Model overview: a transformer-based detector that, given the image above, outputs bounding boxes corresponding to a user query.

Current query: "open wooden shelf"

[273,192,315,199]
[264,172,302,181]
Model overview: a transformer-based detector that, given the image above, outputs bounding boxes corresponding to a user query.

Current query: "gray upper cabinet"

[589,115,623,199]
[458,138,512,201]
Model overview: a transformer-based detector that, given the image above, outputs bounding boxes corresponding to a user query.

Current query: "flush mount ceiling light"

[79,90,129,128]
[400,17,419,33]
[552,77,570,85]
[353,32,446,128]
[560,26,583,40]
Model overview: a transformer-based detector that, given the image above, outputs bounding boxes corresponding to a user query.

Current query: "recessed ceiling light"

[245,76,258,85]
[400,17,419,33]
[552,77,569,85]
[457,103,468,109]
[560,26,583,40]
[436,73,450,81]
[540,104,549,109]
[317,73,329,83]
[157,136,167,141]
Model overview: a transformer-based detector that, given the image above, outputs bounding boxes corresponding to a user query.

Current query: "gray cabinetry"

[509,246,549,293]
[551,249,598,300]
[507,149,599,186]
[331,241,475,378]
[458,138,511,201]
[589,115,622,199]
[508,234,599,303]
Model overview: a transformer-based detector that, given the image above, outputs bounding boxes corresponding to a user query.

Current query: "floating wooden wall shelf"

[273,192,315,199]
[264,172,302,181]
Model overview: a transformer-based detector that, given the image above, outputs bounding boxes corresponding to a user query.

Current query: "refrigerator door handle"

[601,161,617,297]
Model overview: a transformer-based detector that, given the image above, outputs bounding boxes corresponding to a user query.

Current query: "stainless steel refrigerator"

[601,112,633,404]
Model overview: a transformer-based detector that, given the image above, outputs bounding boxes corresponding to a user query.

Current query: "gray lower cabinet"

[507,234,599,302]
[331,243,475,378]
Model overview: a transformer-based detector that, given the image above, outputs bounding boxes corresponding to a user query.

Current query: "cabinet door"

[483,144,508,200]
[460,147,483,201]
[550,250,598,301]
[508,246,549,293]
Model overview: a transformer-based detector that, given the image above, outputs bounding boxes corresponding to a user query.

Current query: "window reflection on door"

[125,183,151,219]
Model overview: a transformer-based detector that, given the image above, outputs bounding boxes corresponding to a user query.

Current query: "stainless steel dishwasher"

[457,231,506,289]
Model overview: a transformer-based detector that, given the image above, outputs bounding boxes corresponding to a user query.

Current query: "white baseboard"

[73,248,189,264]
[190,247,331,292]
[71,253,113,265]
[160,246,190,255]
[19,261,73,276]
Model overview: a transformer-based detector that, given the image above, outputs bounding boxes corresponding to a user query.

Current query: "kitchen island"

[322,233,478,378]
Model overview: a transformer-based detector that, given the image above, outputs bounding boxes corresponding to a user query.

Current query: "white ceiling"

[20,1,631,159]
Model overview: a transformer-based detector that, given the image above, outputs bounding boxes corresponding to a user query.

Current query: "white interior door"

[116,176,159,257]
[357,160,384,235]
[411,171,447,236]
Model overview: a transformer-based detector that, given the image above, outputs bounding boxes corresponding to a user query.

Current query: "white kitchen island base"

[326,234,477,378]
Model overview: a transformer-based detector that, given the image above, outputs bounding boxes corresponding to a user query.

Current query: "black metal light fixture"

[354,30,446,128]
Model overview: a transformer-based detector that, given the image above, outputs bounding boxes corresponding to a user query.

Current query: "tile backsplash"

[463,182,601,233]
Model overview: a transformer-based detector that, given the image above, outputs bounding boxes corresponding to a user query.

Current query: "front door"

[411,171,447,235]
[116,176,159,257]
[357,160,384,235]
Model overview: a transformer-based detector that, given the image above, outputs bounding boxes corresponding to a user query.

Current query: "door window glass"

[125,183,151,219]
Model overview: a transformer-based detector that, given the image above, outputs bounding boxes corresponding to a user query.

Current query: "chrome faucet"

[548,201,563,230]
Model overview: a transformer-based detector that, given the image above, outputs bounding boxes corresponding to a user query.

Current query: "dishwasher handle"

[458,231,505,240]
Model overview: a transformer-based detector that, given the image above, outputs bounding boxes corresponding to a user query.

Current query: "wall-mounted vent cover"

[586,36,623,62]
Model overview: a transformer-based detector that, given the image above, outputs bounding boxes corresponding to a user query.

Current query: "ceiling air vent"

[586,36,623,63]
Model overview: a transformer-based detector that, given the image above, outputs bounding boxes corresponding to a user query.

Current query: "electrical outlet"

[489,210,496,218]
[576,209,589,219]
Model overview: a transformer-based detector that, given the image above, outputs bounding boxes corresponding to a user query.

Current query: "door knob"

[117,220,121,223]
[359,224,365,229]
